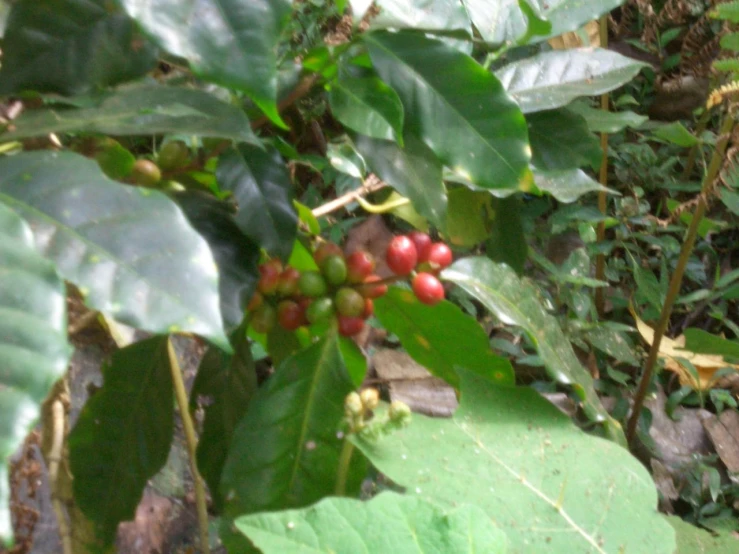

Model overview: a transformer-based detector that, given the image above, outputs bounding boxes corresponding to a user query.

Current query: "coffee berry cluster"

[247,231,452,337]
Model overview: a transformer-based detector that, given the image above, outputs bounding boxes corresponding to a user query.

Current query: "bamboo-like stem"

[681,109,712,180]
[595,15,610,318]
[626,114,736,443]
[312,175,387,218]
[335,438,355,496]
[167,339,210,554]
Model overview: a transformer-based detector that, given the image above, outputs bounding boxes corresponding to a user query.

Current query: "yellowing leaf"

[632,313,739,390]
[548,20,600,50]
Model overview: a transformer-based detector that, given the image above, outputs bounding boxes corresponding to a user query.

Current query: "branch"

[312,174,387,218]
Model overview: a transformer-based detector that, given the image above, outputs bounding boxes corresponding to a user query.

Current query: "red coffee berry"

[313,242,343,266]
[251,304,277,334]
[257,259,283,295]
[412,273,445,305]
[386,235,418,276]
[335,287,365,317]
[277,267,301,297]
[362,298,374,319]
[277,300,305,331]
[357,274,388,299]
[346,250,376,283]
[427,243,453,272]
[408,231,432,263]
[338,315,365,337]
[246,291,263,311]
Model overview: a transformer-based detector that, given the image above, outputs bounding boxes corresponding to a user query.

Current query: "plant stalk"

[595,15,610,318]
[312,175,387,218]
[682,109,712,180]
[626,113,736,443]
[335,437,355,496]
[167,339,211,554]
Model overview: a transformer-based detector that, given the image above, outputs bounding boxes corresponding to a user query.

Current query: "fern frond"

[711,0,739,23]
[707,79,739,107]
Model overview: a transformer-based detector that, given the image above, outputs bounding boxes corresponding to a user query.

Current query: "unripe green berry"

[335,287,365,317]
[305,297,334,324]
[321,255,348,286]
[298,271,328,298]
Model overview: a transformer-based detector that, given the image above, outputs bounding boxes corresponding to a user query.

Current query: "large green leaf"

[683,329,739,359]
[441,257,609,422]
[463,0,624,45]
[329,75,404,144]
[235,492,507,554]
[68,337,174,544]
[567,100,648,133]
[217,145,298,261]
[528,109,602,171]
[220,330,366,519]
[0,0,157,95]
[1,85,259,144]
[190,326,257,511]
[174,192,260,331]
[353,133,447,230]
[121,0,292,127]
[496,49,647,114]
[486,196,527,274]
[374,287,514,387]
[371,0,471,32]
[0,202,71,546]
[665,515,739,554]
[364,31,530,190]
[0,152,230,351]
[353,369,675,554]
[534,168,615,203]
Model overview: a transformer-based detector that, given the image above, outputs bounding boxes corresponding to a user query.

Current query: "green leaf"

[683,329,739,359]
[191,327,257,511]
[329,75,405,144]
[353,133,447,230]
[486,196,527,274]
[445,187,494,246]
[217,145,298,261]
[353,369,676,554]
[712,2,739,23]
[496,49,647,114]
[338,336,368,388]
[1,85,259,144]
[364,31,530,190]
[665,515,739,553]
[533,168,616,203]
[584,325,639,366]
[174,192,260,331]
[374,287,514,387]
[567,100,648,133]
[121,0,292,128]
[653,122,699,147]
[0,151,230,351]
[721,188,739,215]
[371,0,472,32]
[0,0,157,96]
[235,492,507,554]
[221,330,366,518]
[528,109,602,171]
[68,337,174,544]
[0,202,71,546]
[441,257,610,422]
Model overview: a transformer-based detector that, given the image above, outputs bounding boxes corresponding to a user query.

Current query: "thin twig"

[47,390,72,554]
[626,113,736,444]
[167,339,211,554]
[595,15,610,318]
[312,175,387,218]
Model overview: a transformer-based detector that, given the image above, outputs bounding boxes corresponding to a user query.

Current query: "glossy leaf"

[175,192,260,331]
[354,133,447,230]
[464,0,624,45]
[236,492,507,554]
[2,85,259,144]
[121,0,292,127]
[528,109,602,171]
[567,100,648,133]
[364,31,530,190]
[371,0,471,32]
[329,76,404,143]
[338,336,368,388]
[221,330,366,518]
[0,0,157,95]
[0,203,70,546]
[217,145,297,261]
[0,152,230,351]
[534,168,616,203]
[68,337,174,544]
[653,122,699,147]
[486,196,527,274]
[683,329,739,359]
[496,49,648,114]
[445,188,493,246]
[584,326,639,366]
[191,326,257,510]
[353,369,676,554]
[442,257,609,422]
[374,287,514,387]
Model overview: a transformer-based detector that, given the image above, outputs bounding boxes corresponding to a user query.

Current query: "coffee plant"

[1,0,737,552]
